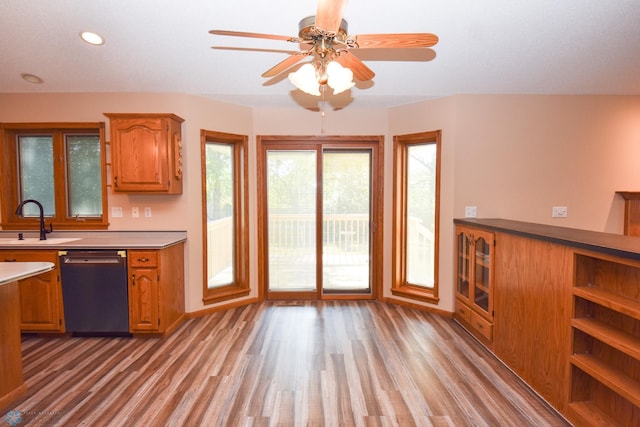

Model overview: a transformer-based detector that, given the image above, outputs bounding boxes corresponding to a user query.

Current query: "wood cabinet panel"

[129,251,158,268]
[492,232,573,411]
[0,250,63,332]
[106,113,184,194]
[0,281,25,407]
[129,267,159,331]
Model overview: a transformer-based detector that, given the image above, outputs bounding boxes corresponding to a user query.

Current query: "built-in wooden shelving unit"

[569,252,640,426]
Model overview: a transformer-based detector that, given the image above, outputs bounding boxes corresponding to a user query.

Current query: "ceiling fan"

[209,0,438,96]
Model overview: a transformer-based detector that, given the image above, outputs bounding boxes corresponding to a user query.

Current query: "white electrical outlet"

[111,207,123,218]
[132,207,139,218]
[144,207,152,218]
[552,206,568,218]
[465,206,478,218]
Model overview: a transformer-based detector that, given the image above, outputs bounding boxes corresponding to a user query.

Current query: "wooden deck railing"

[207,214,434,285]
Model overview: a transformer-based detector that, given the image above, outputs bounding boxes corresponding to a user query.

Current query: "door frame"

[256,135,384,301]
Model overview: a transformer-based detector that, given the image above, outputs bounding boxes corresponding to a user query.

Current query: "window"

[0,123,107,229]
[201,130,249,304]
[391,131,441,304]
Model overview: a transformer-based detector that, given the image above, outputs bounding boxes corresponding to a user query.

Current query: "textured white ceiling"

[1,0,639,109]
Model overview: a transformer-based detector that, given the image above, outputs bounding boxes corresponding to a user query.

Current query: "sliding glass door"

[258,137,381,300]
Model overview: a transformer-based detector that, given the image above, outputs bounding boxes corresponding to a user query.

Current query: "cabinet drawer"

[471,310,493,342]
[129,251,158,267]
[455,300,472,324]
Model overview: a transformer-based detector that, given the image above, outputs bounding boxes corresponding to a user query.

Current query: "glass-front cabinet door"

[472,231,494,319]
[456,228,472,301]
[454,226,494,321]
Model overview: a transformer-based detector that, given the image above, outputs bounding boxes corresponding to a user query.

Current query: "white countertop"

[0,262,54,286]
[0,230,187,250]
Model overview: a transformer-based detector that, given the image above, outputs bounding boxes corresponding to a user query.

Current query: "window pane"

[18,136,55,216]
[267,150,317,291]
[66,135,102,217]
[206,143,235,288]
[406,144,437,287]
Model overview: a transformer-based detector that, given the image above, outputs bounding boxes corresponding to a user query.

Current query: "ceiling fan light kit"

[210,0,438,102]
[288,57,355,96]
[288,63,321,96]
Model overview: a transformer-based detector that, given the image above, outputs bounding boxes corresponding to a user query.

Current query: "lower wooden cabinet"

[128,243,185,335]
[0,243,185,337]
[454,225,495,346]
[455,218,640,427]
[0,250,64,332]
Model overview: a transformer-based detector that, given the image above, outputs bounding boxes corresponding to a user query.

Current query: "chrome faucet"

[15,199,53,240]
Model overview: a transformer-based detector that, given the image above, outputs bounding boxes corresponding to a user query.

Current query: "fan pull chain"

[320,85,327,134]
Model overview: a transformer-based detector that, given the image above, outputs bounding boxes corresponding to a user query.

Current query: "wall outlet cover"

[552,206,568,218]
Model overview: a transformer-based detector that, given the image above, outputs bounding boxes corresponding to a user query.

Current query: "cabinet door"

[455,228,472,301]
[129,267,160,331]
[472,230,494,320]
[0,250,64,332]
[111,117,169,192]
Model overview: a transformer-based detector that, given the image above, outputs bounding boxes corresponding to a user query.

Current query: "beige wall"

[0,92,253,313]
[390,94,640,312]
[2,92,639,315]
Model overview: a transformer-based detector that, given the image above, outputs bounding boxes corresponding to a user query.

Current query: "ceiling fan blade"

[335,51,375,81]
[315,0,348,33]
[212,46,300,55]
[349,33,439,49]
[350,47,436,62]
[262,53,309,78]
[210,29,302,43]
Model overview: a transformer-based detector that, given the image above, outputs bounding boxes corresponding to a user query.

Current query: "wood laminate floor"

[1,301,570,426]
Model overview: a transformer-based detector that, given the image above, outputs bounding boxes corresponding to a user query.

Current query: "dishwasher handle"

[63,257,122,265]
[60,250,127,265]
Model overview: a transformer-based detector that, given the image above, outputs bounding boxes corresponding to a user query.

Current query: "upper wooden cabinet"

[105,113,184,194]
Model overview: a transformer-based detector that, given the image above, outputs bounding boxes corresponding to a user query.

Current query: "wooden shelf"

[566,401,619,427]
[570,353,640,408]
[572,317,640,361]
[474,282,489,293]
[574,286,640,321]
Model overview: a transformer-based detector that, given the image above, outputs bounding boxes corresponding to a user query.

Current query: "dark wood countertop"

[454,218,640,261]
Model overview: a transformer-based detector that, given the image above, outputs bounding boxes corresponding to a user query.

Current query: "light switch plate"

[465,206,478,218]
[112,207,123,218]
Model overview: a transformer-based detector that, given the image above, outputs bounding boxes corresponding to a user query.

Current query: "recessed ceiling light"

[80,31,104,46]
[21,73,44,84]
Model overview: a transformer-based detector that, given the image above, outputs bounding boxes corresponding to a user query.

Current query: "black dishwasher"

[60,250,130,336]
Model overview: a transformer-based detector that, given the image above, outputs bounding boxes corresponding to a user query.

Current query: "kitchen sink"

[0,237,82,245]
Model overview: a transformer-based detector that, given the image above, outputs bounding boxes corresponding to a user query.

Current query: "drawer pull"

[137,258,150,263]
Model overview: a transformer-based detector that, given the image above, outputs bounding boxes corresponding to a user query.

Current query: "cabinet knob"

[138,257,149,263]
